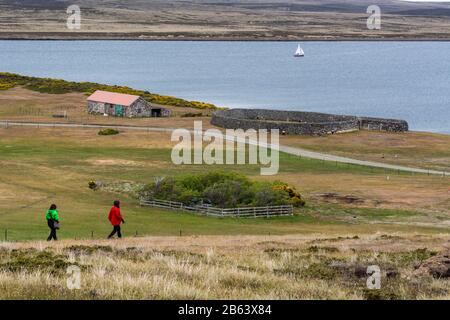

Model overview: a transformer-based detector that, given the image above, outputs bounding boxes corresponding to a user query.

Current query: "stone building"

[87,90,170,117]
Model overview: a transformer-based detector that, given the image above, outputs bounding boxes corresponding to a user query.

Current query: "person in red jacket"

[108,200,125,239]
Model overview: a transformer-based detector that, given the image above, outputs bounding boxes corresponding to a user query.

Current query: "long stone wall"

[211,109,408,135]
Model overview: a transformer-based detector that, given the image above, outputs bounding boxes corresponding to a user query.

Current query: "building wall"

[126,98,151,117]
[87,101,106,114]
[160,108,171,117]
[87,97,171,118]
[359,117,408,132]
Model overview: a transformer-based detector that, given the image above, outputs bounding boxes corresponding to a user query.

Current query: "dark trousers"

[108,225,122,239]
[47,219,57,241]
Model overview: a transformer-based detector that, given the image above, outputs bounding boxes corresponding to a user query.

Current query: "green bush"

[98,128,119,136]
[140,172,305,208]
[0,82,15,90]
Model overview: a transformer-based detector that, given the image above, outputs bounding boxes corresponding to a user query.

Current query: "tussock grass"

[0,234,448,300]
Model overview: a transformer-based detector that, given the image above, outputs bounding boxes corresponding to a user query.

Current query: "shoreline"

[1,72,448,135]
[2,37,450,42]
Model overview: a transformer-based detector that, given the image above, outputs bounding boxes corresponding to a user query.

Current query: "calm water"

[0,40,449,133]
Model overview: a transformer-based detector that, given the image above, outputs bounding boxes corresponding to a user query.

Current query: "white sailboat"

[294,44,304,57]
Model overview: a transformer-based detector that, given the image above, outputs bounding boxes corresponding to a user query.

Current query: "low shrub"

[98,128,119,136]
[88,180,98,190]
[0,249,70,274]
[0,82,15,90]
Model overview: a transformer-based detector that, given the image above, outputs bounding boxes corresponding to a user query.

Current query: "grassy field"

[0,87,449,241]
[0,126,448,242]
[0,234,448,299]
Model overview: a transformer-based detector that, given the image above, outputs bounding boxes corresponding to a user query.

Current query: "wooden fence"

[140,199,293,218]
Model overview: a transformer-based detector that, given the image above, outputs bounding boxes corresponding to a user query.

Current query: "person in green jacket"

[46,204,60,241]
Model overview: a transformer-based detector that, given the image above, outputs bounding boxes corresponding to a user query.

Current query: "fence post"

[266,206,269,218]
[91,231,94,239]
[4,229,7,241]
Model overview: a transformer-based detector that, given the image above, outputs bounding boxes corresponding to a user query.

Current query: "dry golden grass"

[0,234,448,300]
[0,87,215,127]
[263,172,450,215]
[281,130,450,172]
[0,126,177,149]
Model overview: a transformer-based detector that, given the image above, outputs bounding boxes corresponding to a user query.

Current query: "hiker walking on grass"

[46,204,60,241]
[108,200,125,239]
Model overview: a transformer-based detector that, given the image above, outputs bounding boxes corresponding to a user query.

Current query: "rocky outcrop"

[414,250,450,278]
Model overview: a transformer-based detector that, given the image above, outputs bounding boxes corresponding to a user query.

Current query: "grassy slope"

[0,73,217,110]
[0,127,448,241]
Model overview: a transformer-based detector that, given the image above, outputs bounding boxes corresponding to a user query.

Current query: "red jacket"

[108,206,123,226]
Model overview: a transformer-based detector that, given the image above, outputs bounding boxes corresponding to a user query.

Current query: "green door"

[114,105,124,117]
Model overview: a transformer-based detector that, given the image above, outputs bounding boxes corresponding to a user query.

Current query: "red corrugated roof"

[87,90,140,107]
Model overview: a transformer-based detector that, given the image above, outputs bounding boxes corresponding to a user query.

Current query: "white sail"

[295,44,304,57]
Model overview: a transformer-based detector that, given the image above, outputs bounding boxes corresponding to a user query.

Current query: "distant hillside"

[0,72,217,110]
[1,0,450,39]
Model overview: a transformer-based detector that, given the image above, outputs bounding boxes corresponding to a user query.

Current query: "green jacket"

[46,209,59,222]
